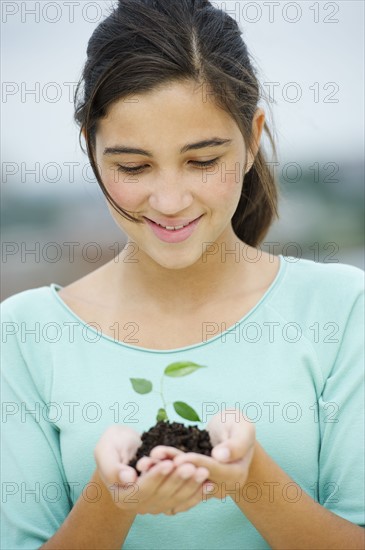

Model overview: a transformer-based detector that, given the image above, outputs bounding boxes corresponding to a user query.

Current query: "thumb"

[118,464,138,483]
[211,412,255,463]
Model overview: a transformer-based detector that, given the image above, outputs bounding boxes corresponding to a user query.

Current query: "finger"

[118,465,138,484]
[94,442,131,487]
[120,430,144,463]
[161,464,209,515]
[163,462,196,488]
[136,456,159,473]
[137,459,176,497]
[116,460,177,511]
[94,426,142,484]
[172,452,242,484]
[175,462,196,480]
[173,452,213,470]
[109,425,143,464]
[148,463,203,514]
[211,426,255,464]
[194,466,210,483]
[208,410,256,463]
[149,446,184,460]
[165,475,210,515]
[169,465,210,484]
[207,415,231,447]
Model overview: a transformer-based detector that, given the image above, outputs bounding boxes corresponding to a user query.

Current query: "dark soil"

[128,420,213,475]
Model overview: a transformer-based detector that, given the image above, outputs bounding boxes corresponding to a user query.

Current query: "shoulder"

[280,256,364,298]
[1,285,56,321]
[269,256,364,323]
[1,288,64,430]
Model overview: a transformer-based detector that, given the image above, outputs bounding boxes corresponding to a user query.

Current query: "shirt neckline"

[49,254,287,354]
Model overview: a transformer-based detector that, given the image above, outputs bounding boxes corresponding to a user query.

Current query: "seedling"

[130,360,207,422]
[128,361,213,471]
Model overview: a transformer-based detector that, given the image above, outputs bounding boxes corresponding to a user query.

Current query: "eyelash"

[116,158,220,174]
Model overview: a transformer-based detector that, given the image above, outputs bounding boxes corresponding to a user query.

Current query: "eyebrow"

[103,138,233,157]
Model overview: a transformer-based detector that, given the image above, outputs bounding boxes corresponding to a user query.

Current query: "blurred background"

[1,0,364,301]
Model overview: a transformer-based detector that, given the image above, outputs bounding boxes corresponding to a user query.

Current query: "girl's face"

[94,80,264,269]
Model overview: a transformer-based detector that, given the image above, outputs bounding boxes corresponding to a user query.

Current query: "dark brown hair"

[74,0,279,246]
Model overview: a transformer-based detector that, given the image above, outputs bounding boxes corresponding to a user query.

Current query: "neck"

[113,233,254,311]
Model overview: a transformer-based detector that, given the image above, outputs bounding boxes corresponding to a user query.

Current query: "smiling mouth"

[144,215,203,231]
[142,214,204,243]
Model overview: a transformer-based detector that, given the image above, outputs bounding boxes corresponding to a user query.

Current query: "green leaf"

[130,378,152,394]
[164,361,206,378]
[173,401,201,422]
[156,408,168,422]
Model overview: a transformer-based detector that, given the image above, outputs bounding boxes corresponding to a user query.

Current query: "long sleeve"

[1,302,72,549]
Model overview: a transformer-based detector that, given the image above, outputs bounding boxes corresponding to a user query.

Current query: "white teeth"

[159,223,189,230]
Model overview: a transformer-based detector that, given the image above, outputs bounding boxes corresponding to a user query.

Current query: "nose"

[148,177,194,214]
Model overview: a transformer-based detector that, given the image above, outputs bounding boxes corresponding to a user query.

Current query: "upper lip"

[144,215,202,228]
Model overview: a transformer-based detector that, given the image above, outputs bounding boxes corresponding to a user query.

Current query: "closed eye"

[116,164,148,174]
[116,158,220,174]
[191,158,220,168]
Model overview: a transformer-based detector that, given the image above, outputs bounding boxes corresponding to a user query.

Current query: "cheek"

[209,170,243,205]
[103,169,146,210]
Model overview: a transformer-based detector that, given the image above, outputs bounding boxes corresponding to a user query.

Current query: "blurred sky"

[1,0,364,195]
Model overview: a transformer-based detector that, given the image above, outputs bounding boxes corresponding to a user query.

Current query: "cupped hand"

[139,409,256,506]
[93,425,210,515]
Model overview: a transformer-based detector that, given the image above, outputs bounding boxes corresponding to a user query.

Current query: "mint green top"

[1,255,364,549]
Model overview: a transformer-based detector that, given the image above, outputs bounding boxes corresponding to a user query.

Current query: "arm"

[0,302,136,549]
[1,298,210,549]
[40,469,136,550]
[160,283,365,548]
[1,308,74,548]
[235,441,365,550]
[238,279,365,548]
[41,422,212,548]
[167,406,364,550]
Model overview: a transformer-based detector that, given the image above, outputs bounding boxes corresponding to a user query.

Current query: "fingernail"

[214,447,230,461]
[195,472,208,483]
[203,482,215,494]
[179,470,192,480]
[161,462,173,475]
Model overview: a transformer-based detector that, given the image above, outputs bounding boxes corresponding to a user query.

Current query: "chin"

[147,249,203,271]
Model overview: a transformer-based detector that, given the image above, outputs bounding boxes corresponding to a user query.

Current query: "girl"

[2,0,364,548]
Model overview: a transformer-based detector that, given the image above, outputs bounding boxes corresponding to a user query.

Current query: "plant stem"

[160,375,168,411]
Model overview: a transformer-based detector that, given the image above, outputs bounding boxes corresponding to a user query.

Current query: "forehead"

[96,80,239,143]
